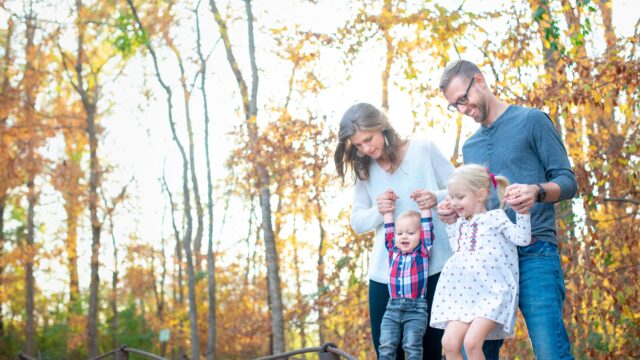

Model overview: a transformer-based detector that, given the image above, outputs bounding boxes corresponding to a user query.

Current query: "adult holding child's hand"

[335,103,455,359]
[436,197,458,225]
[411,189,437,210]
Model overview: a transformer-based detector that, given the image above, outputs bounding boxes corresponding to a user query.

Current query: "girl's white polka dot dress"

[430,209,531,339]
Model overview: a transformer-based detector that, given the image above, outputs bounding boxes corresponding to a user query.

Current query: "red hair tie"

[486,168,498,188]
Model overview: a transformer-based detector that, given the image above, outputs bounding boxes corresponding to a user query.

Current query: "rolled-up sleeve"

[530,111,578,201]
[350,179,383,234]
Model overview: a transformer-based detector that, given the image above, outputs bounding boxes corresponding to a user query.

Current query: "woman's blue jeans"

[379,298,428,360]
[483,240,574,359]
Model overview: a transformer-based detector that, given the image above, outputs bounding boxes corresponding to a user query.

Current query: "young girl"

[430,164,532,360]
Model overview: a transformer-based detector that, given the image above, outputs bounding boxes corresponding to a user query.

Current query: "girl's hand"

[410,189,436,210]
[437,196,458,224]
[505,184,536,214]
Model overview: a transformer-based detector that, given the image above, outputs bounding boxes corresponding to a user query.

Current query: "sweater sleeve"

[528,110,578,201]
[350,178,384,234]
[497,211,532,246]
[427,140,455,203]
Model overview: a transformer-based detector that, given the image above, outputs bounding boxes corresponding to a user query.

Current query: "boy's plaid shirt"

[385,217,433,299]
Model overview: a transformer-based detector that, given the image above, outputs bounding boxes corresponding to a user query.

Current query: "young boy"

[378,189,434,360]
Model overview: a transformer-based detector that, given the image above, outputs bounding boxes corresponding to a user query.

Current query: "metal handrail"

[253,342,357,360]
[87,345,169,360]
[18,342,356,360]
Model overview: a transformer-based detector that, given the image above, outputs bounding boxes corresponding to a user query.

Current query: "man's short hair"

[439,60,482,92]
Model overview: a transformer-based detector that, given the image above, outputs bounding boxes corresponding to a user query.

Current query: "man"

[437,59,577,360]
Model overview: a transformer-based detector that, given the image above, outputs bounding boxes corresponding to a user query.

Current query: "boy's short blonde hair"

[396,210,421,224]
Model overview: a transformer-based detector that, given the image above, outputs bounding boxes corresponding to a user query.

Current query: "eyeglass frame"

[447,76,475,112]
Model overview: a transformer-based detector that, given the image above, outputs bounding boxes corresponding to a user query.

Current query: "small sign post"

[159,329,170,342]
[159,328,170,357]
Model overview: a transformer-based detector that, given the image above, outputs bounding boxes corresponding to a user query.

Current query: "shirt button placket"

[486,133,496,208]
[486,133,493,170]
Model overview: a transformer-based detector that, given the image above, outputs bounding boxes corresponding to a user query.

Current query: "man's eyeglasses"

[447,77,475,112]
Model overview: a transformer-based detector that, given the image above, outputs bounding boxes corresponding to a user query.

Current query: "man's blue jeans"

[379,297,428,360]
[483,241,573,359]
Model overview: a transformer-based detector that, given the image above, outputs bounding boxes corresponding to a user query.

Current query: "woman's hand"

[376,188,398,215]
[437,196,458,224]
[410,189,437,210]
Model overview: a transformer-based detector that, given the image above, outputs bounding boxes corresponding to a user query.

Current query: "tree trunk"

[162,172,186,358]
[158,236,167,357]
[292,226,306,349]
[67,204,80,303]
[451,117,463,166]
[0,19,12,338]
[245,0,285,353]
[86,106,101,357]
[210,0,285,353]
[596,0,616,52]
[68,0,103,355]
[23,11,38,355]
[529,0,567,135]
[381,0,394,112]
[24,178,36,356]
[126,2,200,357]
[166,41,205,271]
[195,2,217,357]
[151,235,167,322]
[315,202,326,345]
[0,196,4,337]
[105,216,118,351]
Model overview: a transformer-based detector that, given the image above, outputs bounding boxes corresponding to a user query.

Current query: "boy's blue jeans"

[483,241,573,359]
[379,297,428,360]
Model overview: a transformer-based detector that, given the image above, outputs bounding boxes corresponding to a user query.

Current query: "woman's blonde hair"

[447,164,510,208]
[334,103,406,184]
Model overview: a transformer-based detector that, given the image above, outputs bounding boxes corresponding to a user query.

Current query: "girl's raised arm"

[497,211,532,246]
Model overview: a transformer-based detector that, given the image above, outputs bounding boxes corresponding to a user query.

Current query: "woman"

[334,103,454,359]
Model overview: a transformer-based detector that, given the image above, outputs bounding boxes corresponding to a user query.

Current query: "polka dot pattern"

[430,210,531,340]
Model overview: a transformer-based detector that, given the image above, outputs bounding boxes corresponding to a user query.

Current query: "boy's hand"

[377,188,398,215]
[410,189,436,210]
[385,188,399,201]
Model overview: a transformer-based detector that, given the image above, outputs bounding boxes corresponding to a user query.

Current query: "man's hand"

[437,196,458,224]
[504,183,536,214]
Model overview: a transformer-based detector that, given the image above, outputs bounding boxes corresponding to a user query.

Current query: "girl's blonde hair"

[447,164,510,208]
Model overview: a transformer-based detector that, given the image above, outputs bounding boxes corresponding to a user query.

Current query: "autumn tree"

[0,14,19,348]
[11,2,55,355]
[126,1,202,358]
[210,0,286,353]
[57,0,132,355]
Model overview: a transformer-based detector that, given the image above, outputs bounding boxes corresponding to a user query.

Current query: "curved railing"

[253,342,356,360]
[18,342,357,360]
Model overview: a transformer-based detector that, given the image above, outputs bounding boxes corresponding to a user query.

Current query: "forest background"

[0,0,638,359]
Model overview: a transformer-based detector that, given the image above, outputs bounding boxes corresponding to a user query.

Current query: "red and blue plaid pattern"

[385,217,433,299]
